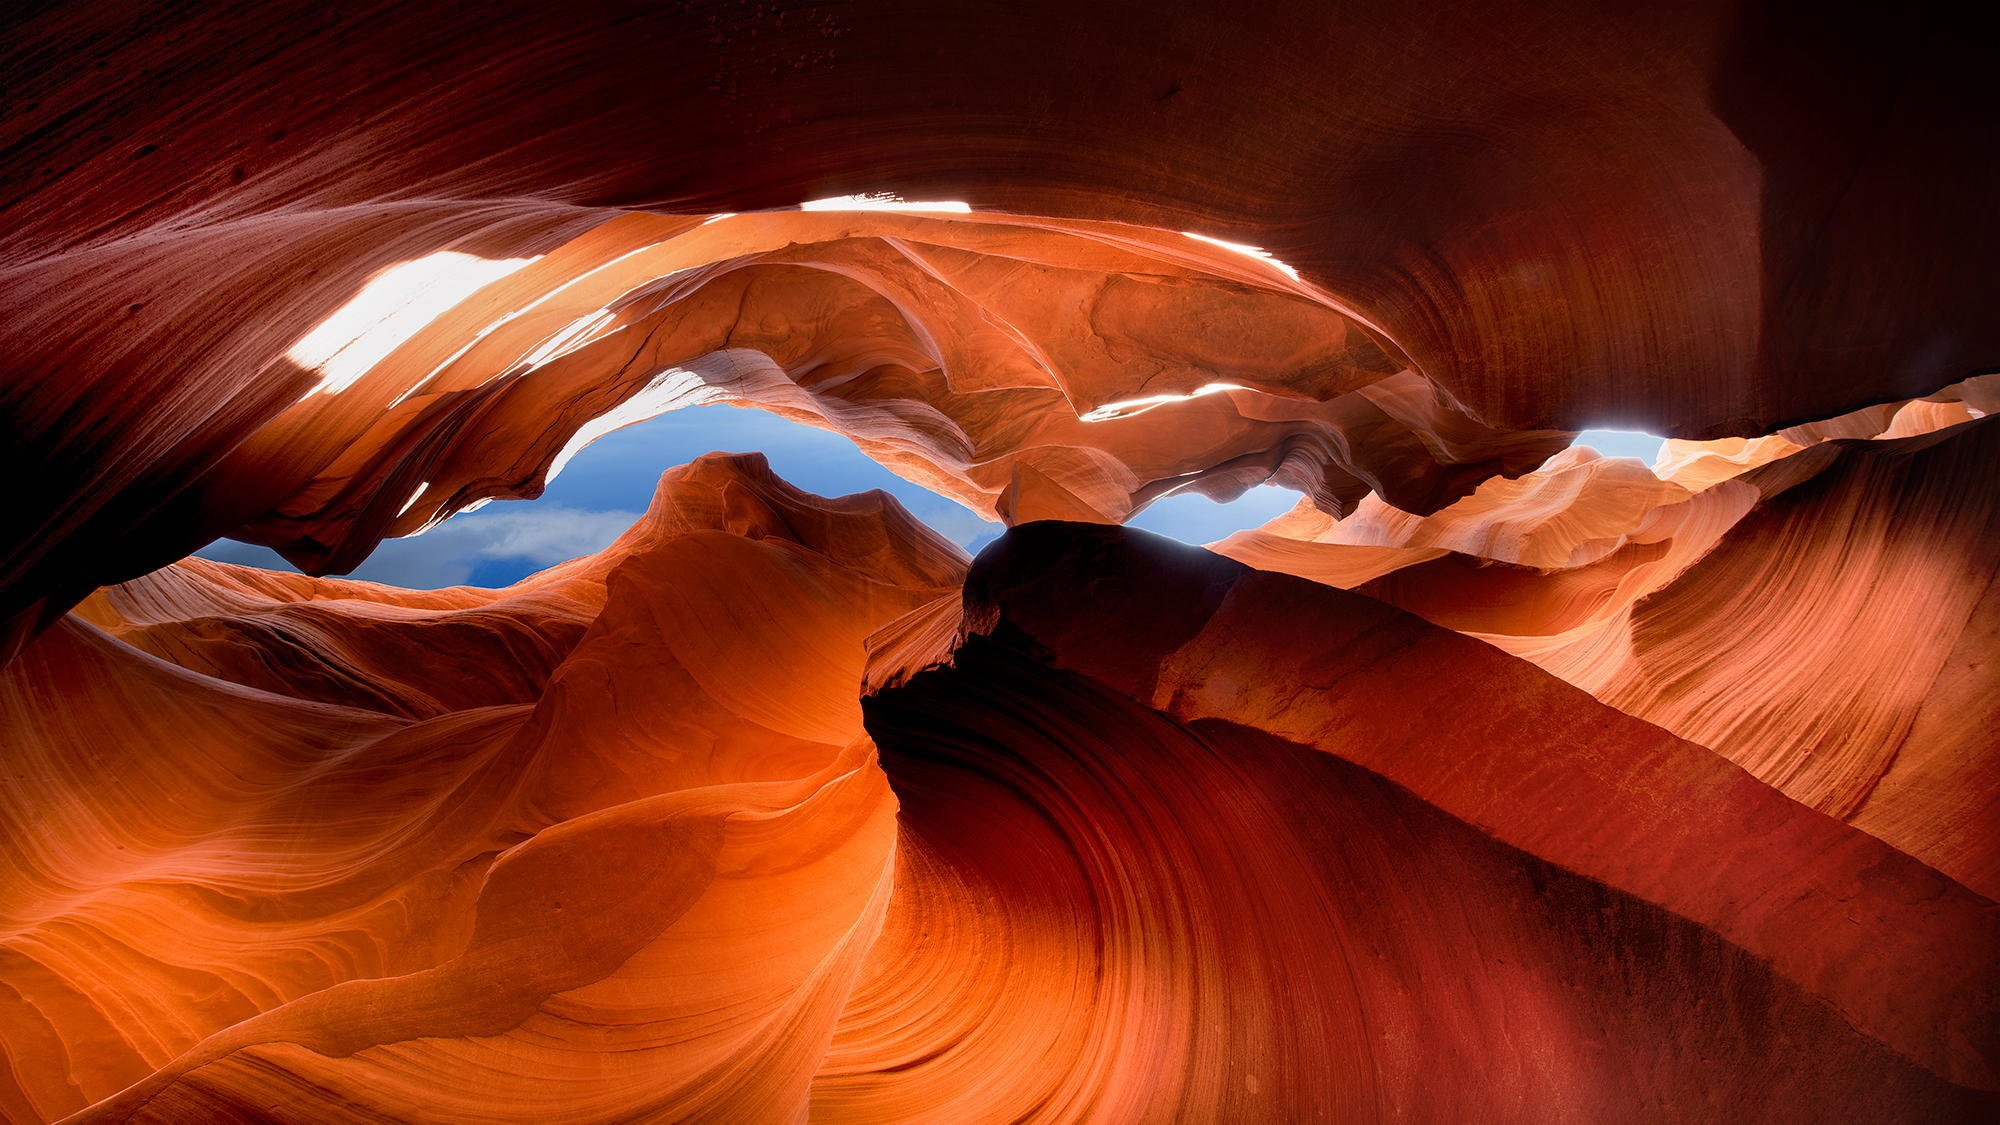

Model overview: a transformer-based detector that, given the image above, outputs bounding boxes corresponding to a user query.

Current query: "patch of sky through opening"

[1570,428,1666,465]
[1126,485,1303,544]
[196,406,1307,588]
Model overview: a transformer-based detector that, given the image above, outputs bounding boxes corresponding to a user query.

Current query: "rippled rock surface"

[2,2,1996,1120]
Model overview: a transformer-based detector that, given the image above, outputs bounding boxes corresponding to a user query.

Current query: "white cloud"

[447,506,641,564]
[196,505,641,589]
[348,505,639,587]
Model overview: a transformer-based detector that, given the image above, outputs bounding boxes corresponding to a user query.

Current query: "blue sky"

[1571,429,1665,463]
[196,409,1665,589]
[197,406,1306,587]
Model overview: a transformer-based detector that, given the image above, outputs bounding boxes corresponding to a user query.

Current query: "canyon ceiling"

[0,1,1995,1122]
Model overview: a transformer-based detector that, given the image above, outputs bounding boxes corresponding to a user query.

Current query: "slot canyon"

[1,2,1995,1121]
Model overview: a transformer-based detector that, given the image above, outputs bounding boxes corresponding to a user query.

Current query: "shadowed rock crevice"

[2,3,1995,1119]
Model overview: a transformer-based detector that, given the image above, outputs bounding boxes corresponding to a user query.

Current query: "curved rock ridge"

[11,477,1989,1123]
[820,633,1987,1121]
[232,210,1569,554]
[3,0,1992,439]
[2,449,1993,1121]
[6,0,1997,657]
[940,523,1999,1098]
[1594,418,2000,898]
[0,207,1570,658]
[2,3,1996,1118]
[1221,372,1996,574]
[1216,381,1999,895]
[0,453,962,1123]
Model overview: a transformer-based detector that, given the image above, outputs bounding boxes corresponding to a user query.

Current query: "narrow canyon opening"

[4,6,1996,1119]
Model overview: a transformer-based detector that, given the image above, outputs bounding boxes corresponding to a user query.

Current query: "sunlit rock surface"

[2,456,958,1122]
[5,0,1996,652]
[8,492,1995,1120]
[851,522,1996,1118]
[1,204,1583,656]
[1219,378,2000,898]
[2,1,1996,1120]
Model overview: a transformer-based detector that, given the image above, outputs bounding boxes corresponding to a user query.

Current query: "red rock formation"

[5,0,1992,434]
[946,524,1998,1096]
[2,3,1995,1120]
[0,455,959,1122]
[0,206,1576,656]
[3,0,1995,651]
[1596,420,2000,898]
[832,606,1988,1120]
[10,473,1993,1122]
[1220,381,2000,898]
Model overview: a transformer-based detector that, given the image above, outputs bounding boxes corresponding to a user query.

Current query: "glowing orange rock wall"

[1,456,957,1121]
[0,205,1574,656]
[4,0,1995,652]
[2,2,1997,1121]
[7,495,1994,1120]
[1219,383,2000,899]
[833,525,1995,1118]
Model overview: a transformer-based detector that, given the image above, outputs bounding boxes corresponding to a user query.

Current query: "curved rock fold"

[2,2,1995,1120]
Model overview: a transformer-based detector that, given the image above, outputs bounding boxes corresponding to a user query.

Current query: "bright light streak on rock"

[289,252,540,397]
[516,310,620,373]
[396,481,430,518]
[800,193,972,213]
[544,367,723,483]
[1181,231,1302,281]
[1080,382,1250,422]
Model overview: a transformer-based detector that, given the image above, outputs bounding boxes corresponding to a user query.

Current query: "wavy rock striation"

[0,208,1567,656]
[940,523,1999,1097]
[5,0,1991,439]
[832,616,1987,1120]
[0,455,960,1122]
[9,472,1991,1122]
[5,444,1998,1121]
[1220,381,2000,897]
[1,3,1995,1120]
[4,0,1996,654]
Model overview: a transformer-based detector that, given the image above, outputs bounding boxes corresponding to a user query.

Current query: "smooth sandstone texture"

[832,637,1986,1121]
[2,2,1996,1120]
[3,0,1996,653]
[953,524,1999,1094]
[0,455,960,1123]
[0,206,1568,656]
[5,0,1992,428]
[1219,380,2000,898]
[8,486,1995,1123]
